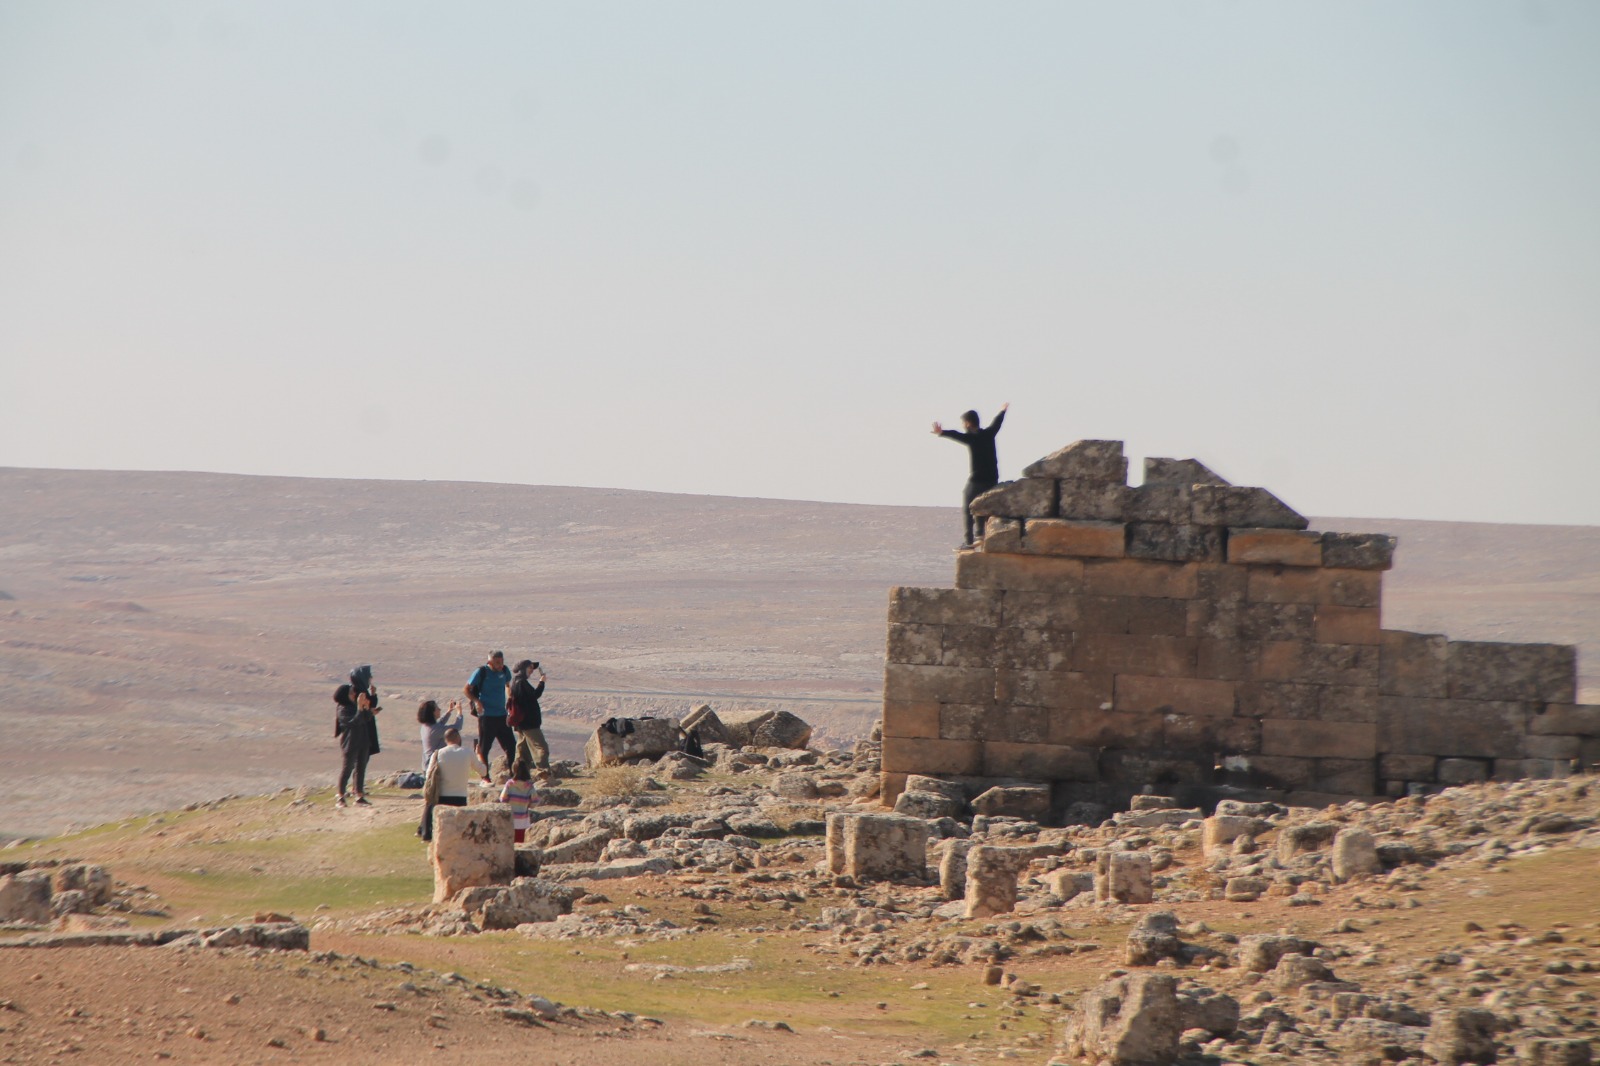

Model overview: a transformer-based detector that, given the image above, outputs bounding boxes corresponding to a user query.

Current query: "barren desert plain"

[1,467,1597,1065]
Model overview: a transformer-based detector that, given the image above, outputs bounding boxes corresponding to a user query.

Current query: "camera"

[531,661,541,671]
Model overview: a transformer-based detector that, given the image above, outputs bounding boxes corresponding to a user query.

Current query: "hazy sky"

[3,2,1597,526]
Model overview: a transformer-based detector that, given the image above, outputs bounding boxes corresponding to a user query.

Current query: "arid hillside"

[2,467,1596,837]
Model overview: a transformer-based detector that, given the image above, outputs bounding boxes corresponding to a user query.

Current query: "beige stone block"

[886,623,942,665]
[1378,696,1529,759]
[995,668,1108,708]
[1196,639,1257,681]
[1447,640,1577,702]
[1261,719,1377,759]
[1078,595,1189,637]
[1194,562,1250,602]
[1237,681,1320,719]
[1023,518,1125,558]
[881,736,984,775]
[982,741,1098,780]
[1049,710,1159,748]
[884,662,995,704]
[1227,528,1324,567]
[1115,674,1237,717]
[1163,713,1261,754]
[1257,642,1379,686]
[879,772,908,806]
[988,705,1050,744]
[1236,754,1316,789]
[1528,703,1600,736]
[1322,568,1382,608]
[1314,758,1377,796]
[431,805,515,902]
[1523,734,1580,760]
[970,477,1056,518]
[1318,685,1380,723]
[1000,590,1081,629]
[1246,566,1323,605]
[954,552,1085,592]
[889,586,1002,626]
[992,625,1074,671]
[940,624,997,667]
[978,517,1023,553]
[1314,605,1382,645]
[1082,558,1199,599]
[939,703,994,741]
[1074,634,1198,678]
[882,700,941,739]
[1380,630,1449,697]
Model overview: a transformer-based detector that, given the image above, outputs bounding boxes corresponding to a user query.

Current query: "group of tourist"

[330,650,553,843]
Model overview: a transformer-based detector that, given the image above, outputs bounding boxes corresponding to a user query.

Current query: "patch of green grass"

[162,869,432,919]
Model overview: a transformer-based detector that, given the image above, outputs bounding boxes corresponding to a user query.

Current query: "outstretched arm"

[987,402,1009,433]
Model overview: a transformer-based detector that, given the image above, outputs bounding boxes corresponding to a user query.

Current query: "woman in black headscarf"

[333,680,380,807]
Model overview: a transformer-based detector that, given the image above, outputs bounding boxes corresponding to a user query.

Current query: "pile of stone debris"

[0,858,163,932]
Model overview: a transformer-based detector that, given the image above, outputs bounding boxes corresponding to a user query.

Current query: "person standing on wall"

[463,649,514,787]
[932,401,1009,549]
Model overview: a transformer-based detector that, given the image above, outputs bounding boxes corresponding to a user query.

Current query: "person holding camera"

[463,649,514,787]
[507,659,550,774]
[333,682,380,807]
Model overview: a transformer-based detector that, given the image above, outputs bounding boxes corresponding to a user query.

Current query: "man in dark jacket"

[933,401,1009,548]
[507,659,550,773]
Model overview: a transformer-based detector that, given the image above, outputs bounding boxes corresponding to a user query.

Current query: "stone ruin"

[881,439,1598,815]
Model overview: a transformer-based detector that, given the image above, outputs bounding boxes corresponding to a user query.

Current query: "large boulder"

[584,717,683,767]
[455,878,575,929]
[681,704,731,746]
[1062,972,1183,1066]
[52,864,112,906]
[718,709,813,750]
[971,786,1049,820]
[0,871,53,924]
[825,812,927,881]
[431,804,515,902]
[894,789,964,820]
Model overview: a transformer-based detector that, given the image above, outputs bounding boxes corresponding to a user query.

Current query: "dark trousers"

[338,746,370,797]
[477,716,516,777]
[963,477,997,545]
[420,794,467,842]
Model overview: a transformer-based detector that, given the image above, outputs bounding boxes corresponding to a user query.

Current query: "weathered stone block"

[977,516,1023,553]
[939,624,995,668]
[1049,710,1160,748]
[1246,566,1324,605]
[457,877,574,929]
[1314,605,1382,645]
[971,785,1050,819]
[1257,641,1379,687]
[1191,485,1308,529]
[718,708,813,749]
[52,864,111,905]
[894,789,965,820]
[963,845,1034,918]
[432,804,516,902]
[1381,630,1449,697]
[1423,1007,1500,1066]
[1057,479,1131,521]
[886,623,942,665]
[1528,703,1600,736]
[889,586,1003,626]
[954,552,1085,592]
[1194,562,1249,602]
[982,741,1098,780]
[1023,439,1128,482]
[1074,634,1197,678]
[988,705,1050,744]
[1115,675,1236,717]
[999,589,1080,629]
[825,812,928,881]
[1235,753,1316,789]
[1522,734,1580,760]
[1238,602,1317,642]
[993,626,1073,670]
[1162,713,1261,754]
[1062,972,1181,1066]
[1437,757,1491,784]
[1277,820,1338,859]
[1516,1038,1594,1066]
[1237,681,1320,719]
[1447,640,1577,702]
[1320,532,1396,570]
[1195,639,1258,681]
[881,736,983,775]
[1045,868,1096,901]
[882,700,940,739]
[1023,518,1125,558]
[938,838,971,900]
[1125,522,1224,562]
[0,871,53,925]
[1202,814,1269,854]
[1262,719,1377,759]
[883,662,994,704]
[1143,456,1228,488]
[585,716,683,767]
[1313,757,1376,795]
[1083,558,1199,599]
[995,669,1109,708]
[1125,483,1192,524]
[1095,851,1154,904]
[1318,685,1380,723]
[938,703,994,741]
[1080,595,1189,637]
[1379,753,1436,781]
[1379,697,1528,759]
[1322,568,1383,607]
[970,478,1056,519]
[1228,528,1323,566]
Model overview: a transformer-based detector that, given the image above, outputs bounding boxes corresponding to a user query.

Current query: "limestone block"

[1041,869,1094,903]
[1331,828,1380,882]
[1313,605,1382,645]
[1247,567,1325,605]
[971,785,1050,820]
[970,478,1056,519]
[1125,909,1184,966]
[883,663,994,704]
[1074,634,1198,678]
[1529,703,1600,736]
[938,838,971,901]
[1023,518,1124,558]
[1238,934,1317,972]
[1225,876,1268,901]
[431,804,515,903]
[1322,568,1383,607]
[1277,820,1338,860]
[1126,522,1223,563]
[1313,757,1377,796]
[1100,750,1212,787]
[540,828,616,865]
[455,878,574,929]
[0,871,53,924]
[1000,590,1080,629]
[977,517,1023,553]
[1202,815,1269,855]
[889,586,1003,626]
[1113,807,1202,828]
[1379,753,1436,781]
[1437,757,1491,785]
[1423,1007,1501,1065]
[1115,675,1236,717]
[52,863,111,906]
[1143,456,1228,488]
[1057,479,1131,522]
[995,669,1110,710]
[1273,953,1336,990]
[1447,640,1577,703]
[584,717,683,767]
[938,702,995,741]
[824,812,928,881]
[1524,734,1581,760]
[963,845,1034,918]
[680,704,732,747]
[1227,528,1323,566]
[1236,681,1320,719]
[1379,697,1529,758]
[1320,532,1396,570]
[954,552,1086,592]
[1262,719,1377,760]
[1233,753,1317,789]
[903,774,964,800]
[881,700,940,739]
[1049,709,1163,748]
[878,771,907,805]
[886,623,942,665]
[1191,485,1307,529]
[1061,972,1182,1066]
[1095,850,1153,904]
[1079,595,1188,637]
[1023,439,1128,482]
[1125,484,1193,524]
[1516,1038,1593,1066]
[881,736,983,775]
[939,625,996,668]
[993,626,1074,671]
[717,708,813,749]
[894,789,965,820]
[1257,641,1380,687]
[1235,602,1317,642]
[1083,558,1199,599]
[775,771,820,799]
[982,741,1097,781]
[1319,684,1380,722]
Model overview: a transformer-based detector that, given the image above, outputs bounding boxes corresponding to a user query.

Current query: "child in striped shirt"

[498,758,537,843]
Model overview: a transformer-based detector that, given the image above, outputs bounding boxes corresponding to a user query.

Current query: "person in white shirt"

[419,728,486,842]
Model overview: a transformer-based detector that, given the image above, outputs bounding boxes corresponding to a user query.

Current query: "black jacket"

[508,677,545,730]
[940,409,1005,483]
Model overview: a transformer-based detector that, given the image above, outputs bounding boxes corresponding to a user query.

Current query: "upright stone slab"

[824,812,927,881]
[1095,850,1153,904]
[963,845,1033,918]
[1330,828,1380,882]
[431,803,515,902]
[938,838,972,901]
[1061,972,1182,1066]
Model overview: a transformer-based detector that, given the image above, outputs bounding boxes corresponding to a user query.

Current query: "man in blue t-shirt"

[463,649,514,786]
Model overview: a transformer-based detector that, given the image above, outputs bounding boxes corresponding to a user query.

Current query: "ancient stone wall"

[881,440,1598,810]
